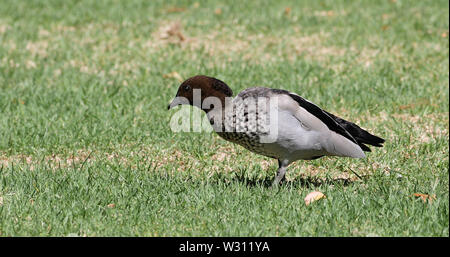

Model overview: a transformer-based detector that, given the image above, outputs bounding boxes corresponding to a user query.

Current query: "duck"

[168,75,385,186]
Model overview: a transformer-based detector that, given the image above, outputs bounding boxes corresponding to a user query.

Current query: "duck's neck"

[204,99,227,119]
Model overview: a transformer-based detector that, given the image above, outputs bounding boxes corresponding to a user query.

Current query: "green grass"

[0,0,448,236]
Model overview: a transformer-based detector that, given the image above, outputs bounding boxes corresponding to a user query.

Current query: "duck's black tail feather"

[324,111,385,152]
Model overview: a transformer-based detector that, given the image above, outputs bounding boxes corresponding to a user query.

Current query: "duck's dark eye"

[184,85,191,91]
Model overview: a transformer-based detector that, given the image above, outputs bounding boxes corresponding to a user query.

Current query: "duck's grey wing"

[238,87,357,145]
[276,93,366,158]
[286,93,359,145]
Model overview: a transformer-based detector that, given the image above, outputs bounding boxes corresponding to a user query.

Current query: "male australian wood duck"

[168,75,385,186]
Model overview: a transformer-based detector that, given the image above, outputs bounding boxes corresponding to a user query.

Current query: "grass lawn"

[0,0,448,236]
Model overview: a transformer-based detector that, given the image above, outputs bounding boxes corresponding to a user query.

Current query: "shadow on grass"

[230,172,368,189]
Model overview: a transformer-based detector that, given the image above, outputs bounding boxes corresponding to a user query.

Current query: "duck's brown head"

[167,75,233,112]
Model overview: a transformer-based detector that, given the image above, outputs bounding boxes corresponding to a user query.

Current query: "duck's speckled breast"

[210,91,280,159]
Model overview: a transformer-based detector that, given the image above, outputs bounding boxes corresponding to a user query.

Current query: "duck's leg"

[272,159,288,186]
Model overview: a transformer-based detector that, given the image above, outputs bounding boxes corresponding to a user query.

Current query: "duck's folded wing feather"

[277,93,365,158]
[323,111,385,151]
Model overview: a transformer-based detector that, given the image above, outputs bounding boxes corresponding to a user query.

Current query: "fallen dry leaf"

[107,203,115,208]
[166,6,186,13]
[168,24,185,41]
[412,193,436,203]
[304,191,326,206]
[399,103,415,110]
[163,71,183,82]
[284,7,291,16]
[160,22,185,42]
